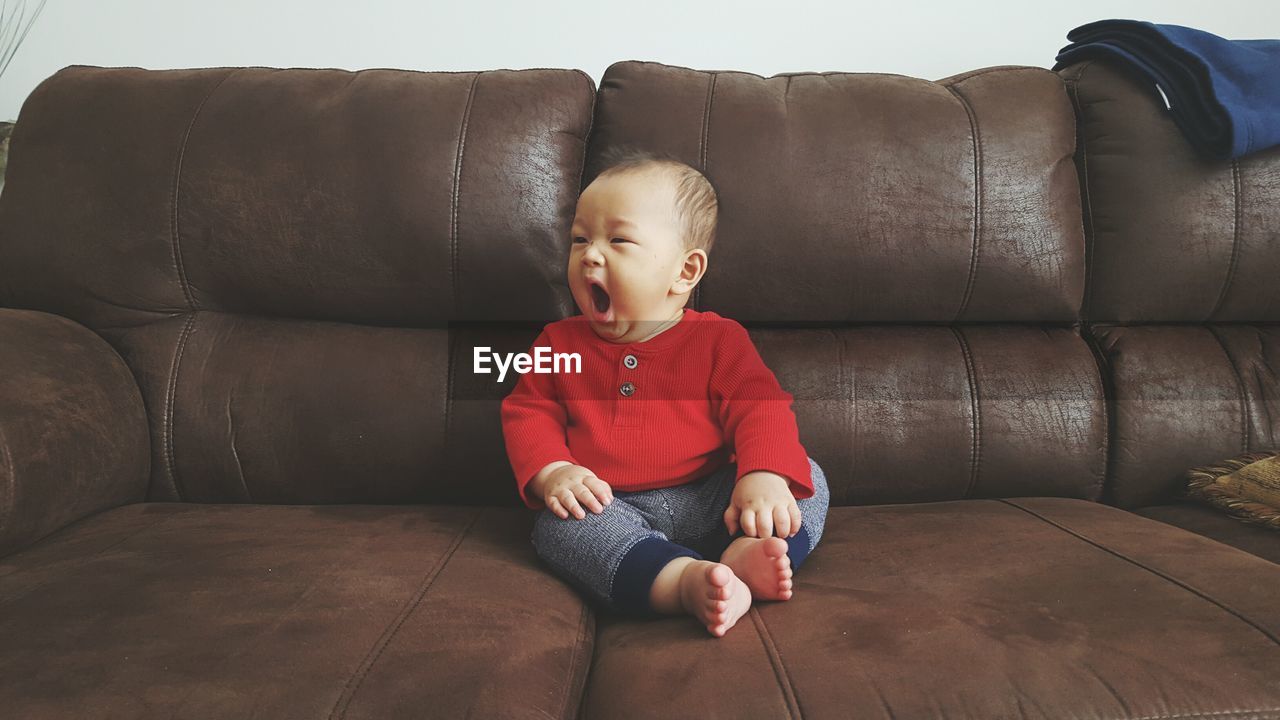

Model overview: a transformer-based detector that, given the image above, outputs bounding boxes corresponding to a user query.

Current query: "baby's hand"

[724,471,802,539]
[543,465,614,520]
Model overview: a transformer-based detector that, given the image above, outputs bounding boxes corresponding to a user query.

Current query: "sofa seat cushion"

[0,503,593,719]
[1134,501,1280,565]
[582,498,1280,719]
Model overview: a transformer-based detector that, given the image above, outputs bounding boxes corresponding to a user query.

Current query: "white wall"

[2,0,1278,120]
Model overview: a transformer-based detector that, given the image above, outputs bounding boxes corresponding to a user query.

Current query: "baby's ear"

[680,250,707,285]
[686,248,706,279]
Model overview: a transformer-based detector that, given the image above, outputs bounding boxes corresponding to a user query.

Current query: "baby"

[501,146,830,637]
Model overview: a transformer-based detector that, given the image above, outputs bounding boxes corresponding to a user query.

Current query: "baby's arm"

[500,329,580,510]
[710,322,814,500]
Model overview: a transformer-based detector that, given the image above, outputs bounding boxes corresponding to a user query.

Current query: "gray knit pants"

[531,457,830,617]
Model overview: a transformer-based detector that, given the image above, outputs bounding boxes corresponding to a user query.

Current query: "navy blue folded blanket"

[1052,19,1280,160]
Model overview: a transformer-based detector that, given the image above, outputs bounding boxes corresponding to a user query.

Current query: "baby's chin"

[582,312,674,344]
[585,315,632,343]
[575,306,625,339]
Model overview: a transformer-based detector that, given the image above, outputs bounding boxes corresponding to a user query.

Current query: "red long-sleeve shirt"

[500,307,813,511]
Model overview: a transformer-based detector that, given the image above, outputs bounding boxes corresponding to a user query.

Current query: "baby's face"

[569,170,700,343]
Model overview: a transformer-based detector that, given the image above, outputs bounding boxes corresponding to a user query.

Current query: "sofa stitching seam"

[829,327,853,504]
[450,73,480,317]
[1127,709,1280,720]
[1079,324,1113,503]
[171,69,235,312]
[163,313,197,500]
[1066,60,1098,320]
[699,72,715,190]
[945,83,982,321]
[939,65,1044,87]
[0,419,13,549]
[1207,158,1242,321]
[749,607,803,719]
[226,392,252,502]
[997,499,1280,649]
[559,600,590,720]
[1252,328,1274,444]
[1206,326,1251,454]
[575,67,597,209]
[328,508,484,719]
[694,72,717,311]
[444,330,455,478]
[951,327,982,498]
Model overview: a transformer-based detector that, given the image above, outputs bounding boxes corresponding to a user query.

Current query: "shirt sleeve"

[709,321,814,500]
[500,327,579,510]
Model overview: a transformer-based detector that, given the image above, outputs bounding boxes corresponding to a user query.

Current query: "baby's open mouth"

[589,283,611,314]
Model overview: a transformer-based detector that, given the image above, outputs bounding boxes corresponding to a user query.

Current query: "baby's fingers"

[789,504,802,538]
[546,495,570,520]
[573,484,604,514]
[554,489,586,519]
[757,509,774,539]
[584,476,614,507]
[723,505,740,536]
[773,505,791,538]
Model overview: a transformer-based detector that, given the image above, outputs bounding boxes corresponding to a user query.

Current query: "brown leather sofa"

[1,58,1277,719]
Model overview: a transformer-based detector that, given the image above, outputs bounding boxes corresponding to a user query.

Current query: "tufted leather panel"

[0,64,593,328]
[485,324,1105,509]
[82,317,1106,506]
[94,316,558,505]
[0,65,596,503]
[583,60,1086,322]
[1061,58,1280,515]
[1059,60,1280,323]
[575,59,1104,507]
[752,325,1105,506]
[1089,323,1280,510]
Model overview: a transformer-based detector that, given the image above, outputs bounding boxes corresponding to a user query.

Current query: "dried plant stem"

[0,0,49,80]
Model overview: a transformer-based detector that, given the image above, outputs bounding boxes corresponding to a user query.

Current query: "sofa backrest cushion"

[584,61,1086,322]
[1063,61,1280,323]
[582,61,1107,506]
[1061,59,1280,509]
[0,65,595,503]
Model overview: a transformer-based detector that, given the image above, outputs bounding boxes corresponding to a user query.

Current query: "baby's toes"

[706,566,734,599]
[709,601,728,620]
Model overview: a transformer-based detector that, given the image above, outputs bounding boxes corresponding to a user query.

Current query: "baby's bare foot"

[719,536,793,601]
[678,560,752,637]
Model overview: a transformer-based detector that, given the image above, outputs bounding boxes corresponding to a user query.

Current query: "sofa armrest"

[0,308,149,558]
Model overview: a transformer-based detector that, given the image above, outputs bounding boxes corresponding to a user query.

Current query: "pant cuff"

[612,537,703,617]
[786,523,813,569]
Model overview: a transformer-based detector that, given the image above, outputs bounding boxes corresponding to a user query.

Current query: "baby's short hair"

[593,146,718,256]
